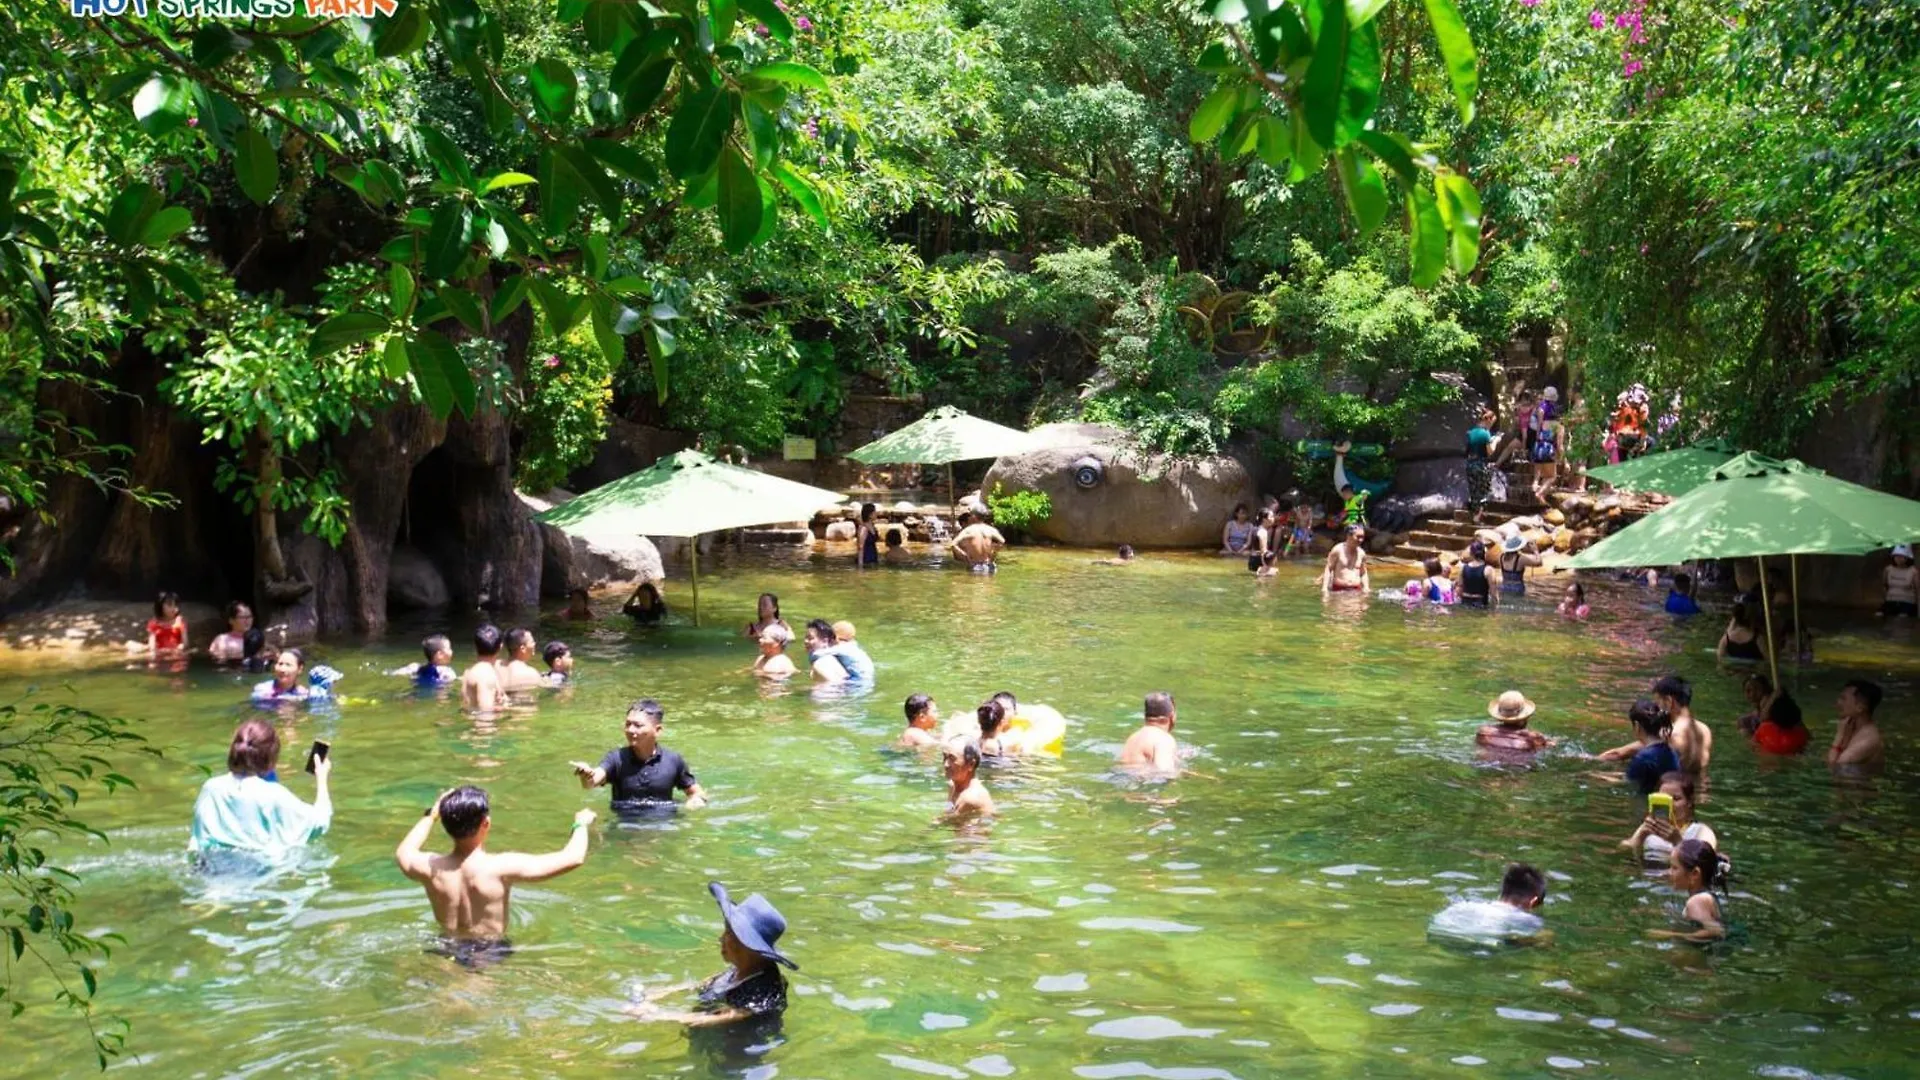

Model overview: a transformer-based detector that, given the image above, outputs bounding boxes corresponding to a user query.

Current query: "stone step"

[1406,529,1473,550]
[1391,543,1447,562]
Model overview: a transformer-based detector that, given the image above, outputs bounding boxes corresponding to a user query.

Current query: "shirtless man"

[803,619,848,683]
[950,512,1006,574]
[943,740,994,818]
[1118,691,1180,775]
[1829,679,1886,770]
[499,627,545,692]
[1321,524,1371,598]
[461,624,509,711]
[752,625,797,679]
[394,786,595,952]
[900,693,941,748]
[1652,674,1712,775]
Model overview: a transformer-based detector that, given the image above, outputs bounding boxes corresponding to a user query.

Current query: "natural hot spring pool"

[4,547,1918,1078]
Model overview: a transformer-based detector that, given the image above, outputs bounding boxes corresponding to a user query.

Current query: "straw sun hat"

[1488,691,1537,722]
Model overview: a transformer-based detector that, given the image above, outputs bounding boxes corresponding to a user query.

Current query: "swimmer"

[1828,679,1886,771]
[1735,673,1774,737]
[943,740,994,819]
[1647,838,1729,942]
[1320,525,1370,598]
[1427,863,1550,947]
[572,699,708,811]
[499,627,544,692]
[142,590,188,658]
[252,647,330,702]
[1097,544,1136,566]
[462,624,509,711]
[1410,557,1456,604]
[899,693,940,748]
[950,511,1006,573]
[1557,582,1590,620]
[744,592,789,640]
[1622,771,1719,864]
[1652,674,1711,775]
[1117,691,1180,775]
[975,698,1016,757]
[884,529,915,564]
[1595,699,1679,795]
[564,586,594,622]
[390,634,457,686]
[209,600,252,661]
[1478,690,1550,753]
[625,882,796,1027]
[394,786,597,949]
[753,624,797,679]
[831,621,876,681]
[543,641,573,686]
[803,620,846,684]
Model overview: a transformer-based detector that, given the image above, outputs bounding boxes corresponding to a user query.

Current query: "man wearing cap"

[626,881,797,1027]
[1321,524,1371,598]
[1117,691,1181,775]
[1478,691,1550,753]
[572,699,707,812]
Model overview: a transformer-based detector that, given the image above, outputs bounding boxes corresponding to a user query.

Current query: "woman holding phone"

[190,719,333,861]
[1621,771,1718,865]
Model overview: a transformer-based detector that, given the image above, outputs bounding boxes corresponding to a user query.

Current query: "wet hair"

[757,593,782,621]
[1729,601,1755,630]
[280,646,306,670]
[904,693,933,723]
[886,530,903,548]
[1651,674,1692,708]
[977,699,1006,737]
[1673,571,1693,595]
[422,634,452,663]
[543,641,570,666]
[1145,691,1175,720]
[1117,544,1134,559]
[1842,679,1882,715]
[991,691,1018,716]
[1763,692,1803,731]
[1423,557,1443,578]
[1744,672,1773,699]
[626,698,665,723]
[805,618,836,646]
[1499,863,1546,906]
[227,719,279,777]
[861,502,876,521]
[946,741,982,771]
[636,582,663,608]
[505,627,535,655]
[224,599,251,621]
[760,624,792,647]
[1232,502,1249,518]
[1469,540,1487,561]
[568,586,590,603]
[1673,838,1729,895]
[154,590,179,618]
[1566,582,1585,604]
[242,626,266,660]
[438,786,490,841]
[1628,698,1673,739]
[474,624,503,657]
[1657,770,1696,804]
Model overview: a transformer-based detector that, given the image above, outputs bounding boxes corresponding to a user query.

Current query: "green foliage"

[0,696,159,1069]
[985,483,1051,533]
[516,333,615,493]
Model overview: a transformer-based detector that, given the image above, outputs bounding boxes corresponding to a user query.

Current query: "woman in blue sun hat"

[626,881,797,1027]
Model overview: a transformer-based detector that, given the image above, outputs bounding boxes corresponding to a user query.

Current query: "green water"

[6,549,1920,1078]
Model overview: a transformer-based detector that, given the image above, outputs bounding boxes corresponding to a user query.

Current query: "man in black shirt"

[571,699,708,811]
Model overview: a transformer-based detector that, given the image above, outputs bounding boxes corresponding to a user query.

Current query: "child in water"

[1427,863,1550,947]
[1647,838,1729,942]
[144,590,188,658]
[1664,572,1701,615]
[543,641,574,686]
[625,882,796,1027]
[390,634,457,686]
[1406,558,1456,605]
[1557,582,1590,620]
[1595,699,1679,795]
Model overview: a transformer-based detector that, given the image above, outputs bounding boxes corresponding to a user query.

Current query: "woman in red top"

[146,590,187,657]
[1750,692,1809,755]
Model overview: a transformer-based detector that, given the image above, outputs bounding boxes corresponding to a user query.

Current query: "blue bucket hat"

[709,881,797,970]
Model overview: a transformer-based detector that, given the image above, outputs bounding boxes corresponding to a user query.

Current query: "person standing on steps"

[1465,406,1496,524]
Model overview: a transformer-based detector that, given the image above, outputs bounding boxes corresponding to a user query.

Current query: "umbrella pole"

[691,541,701,627]
[947,463,956,530]
[1757,557,1778,688]
[1791,554,1802,665]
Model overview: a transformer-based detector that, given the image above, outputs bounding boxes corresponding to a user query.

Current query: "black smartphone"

[304,739,330,774]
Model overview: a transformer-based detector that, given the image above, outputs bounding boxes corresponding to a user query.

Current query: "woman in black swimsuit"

[1717,601,1765,662]
[1457,540,1493,608]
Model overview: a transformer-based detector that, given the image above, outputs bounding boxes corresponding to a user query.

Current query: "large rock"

[980,423,1258,548]
[387,544,450,609]
[517,490,665,598]
[0,600,221,655]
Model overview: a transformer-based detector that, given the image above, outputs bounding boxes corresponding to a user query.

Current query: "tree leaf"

[490,274,530,324]
[555,145,621,217]
[582,0,641,53]
[420,127,476,189]
[1422,0,1477,125]
[234,126,279,205]
[1437,173,1482,273]
[664,86,737,180]
[131,76,191,136]
[422,200,472,280]
[389,264,415,315]
[1356,130,1417,186]
[537,147,583,233]
[310,312,391,358]
[584,138,659,188]
[644,322,674,402]
[1302,3,1380,149]
[772,161,827,228]
[709,0,739,41]
[103,184,162,246]
[529,57,579,125]
[745,61,828,92]
[191,25,249,69]
[1253,113,1292,166]
[383,335,411,378]
[1189,83,1244,144]
[408,329,476,418]
[589,293,627,368]
[1287,109,1324,182]
[1346,0,1389,27]
[529,279,586,335]
[1406,185,1448,287]
[480,171,538,193]
[614,55,675,119]
[716,142,763,252]
[1196,41,1235,74]
[139,206,194,246]
[374,6,431,57]
[438,285,486,333]
[1336,148,1389,233]
[738,0,794,42]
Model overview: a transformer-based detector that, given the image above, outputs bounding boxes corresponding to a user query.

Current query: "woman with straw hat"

[1478,690,1550,753]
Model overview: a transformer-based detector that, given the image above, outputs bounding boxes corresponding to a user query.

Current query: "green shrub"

[986,484,1053,533]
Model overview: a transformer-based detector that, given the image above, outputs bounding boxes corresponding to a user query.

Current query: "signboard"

[783,437,817,461]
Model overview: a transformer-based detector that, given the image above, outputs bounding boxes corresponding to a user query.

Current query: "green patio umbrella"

[1566,452,1920,683]
[845,406,1050,521]
[1585,440,1739,496]
[533,449,845,625]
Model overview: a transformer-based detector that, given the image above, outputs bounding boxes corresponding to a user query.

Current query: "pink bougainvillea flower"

[1589,9,1605,28]
[795,15,812,29]
[1520,0,1538,7]
[774,0,787,8]
[545,355,562,368]
[1622,58,1644,78]
[1639,243,1649,254]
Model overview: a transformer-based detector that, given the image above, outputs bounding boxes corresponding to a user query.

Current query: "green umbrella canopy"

[1586,440,1739,496]
[845,406,1045,465]
[1567,452,1920,568]
[533,449,846,540]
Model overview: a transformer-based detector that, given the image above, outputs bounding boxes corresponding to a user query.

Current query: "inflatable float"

[941,702,1068,756]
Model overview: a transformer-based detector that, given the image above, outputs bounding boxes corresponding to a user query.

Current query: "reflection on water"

[2,550,1918,1077]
